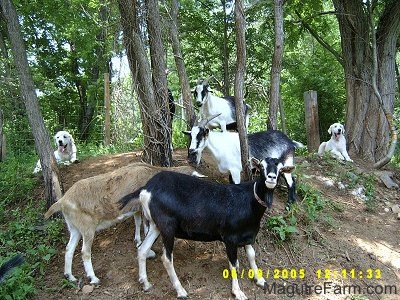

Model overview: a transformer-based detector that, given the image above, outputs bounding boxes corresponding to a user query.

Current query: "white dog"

[33,130,77,174]
[318,123,353,162]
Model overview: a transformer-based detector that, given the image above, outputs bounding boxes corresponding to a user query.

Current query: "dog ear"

[341,125,345,134]
[328,125,332,135]
[68,132,75,144]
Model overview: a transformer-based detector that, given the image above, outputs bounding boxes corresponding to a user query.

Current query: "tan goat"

[44,162,202,284]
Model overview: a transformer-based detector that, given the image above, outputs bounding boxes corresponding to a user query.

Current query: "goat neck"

[205,131,242,174]
[253,175,272,208]
[201,91,212,115]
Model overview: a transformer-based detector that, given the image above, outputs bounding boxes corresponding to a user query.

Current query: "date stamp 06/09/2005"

[222,268,382,280]
[222,268,398,297]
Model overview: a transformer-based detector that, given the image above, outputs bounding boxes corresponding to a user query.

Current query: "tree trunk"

[234,0,250,181]
[333,0,400,162]
[221,0,230,95]
[169,0,196,128]
[145,0,172,166]
[0,109,4,161]
[267,0,284,130]
[0,0,63,207]
[118,0,172,167]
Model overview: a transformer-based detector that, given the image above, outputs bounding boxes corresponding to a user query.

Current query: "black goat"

[119,158,294,299]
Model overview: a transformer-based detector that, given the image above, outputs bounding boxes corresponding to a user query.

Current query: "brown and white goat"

[44,162,202,284]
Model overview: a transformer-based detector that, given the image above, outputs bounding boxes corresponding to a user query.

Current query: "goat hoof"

[143,283,153,292]
[255,278,266,288]
[89,276,100,285]
[232,289,248,300]
[176,287,188,299]
[64,274,77,282]
[147,249,156,259]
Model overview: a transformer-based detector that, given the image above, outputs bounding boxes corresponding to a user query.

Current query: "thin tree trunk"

[268,0,284,130]
[146,0,172,166]
[169,0,195,128]
[0,0,63,207]
[221,0,230,95]
[118,0,172,167]
[234,0,250,181]
[0,109,4,161]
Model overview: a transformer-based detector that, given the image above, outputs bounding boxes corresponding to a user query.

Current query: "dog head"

[54,131,74,153]
[328,123,345,141]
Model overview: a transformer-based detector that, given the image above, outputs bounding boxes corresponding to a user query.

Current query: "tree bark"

[268,0,284,130]
[221,0,230,96]
[0,0,63,207]
[332,0,400,162]
[169,0,196,128]
[118,0,172,167]
[234,0,250,181]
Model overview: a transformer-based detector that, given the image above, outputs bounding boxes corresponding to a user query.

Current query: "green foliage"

[266,214,298,243]
[0,155,64,299]
[0,155,37,206]
[363,175,377,212]
[296,180,325,224]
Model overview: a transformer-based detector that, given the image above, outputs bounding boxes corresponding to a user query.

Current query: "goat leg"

[244,245,266,287]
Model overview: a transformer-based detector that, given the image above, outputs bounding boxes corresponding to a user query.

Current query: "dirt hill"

[33,149,400,300]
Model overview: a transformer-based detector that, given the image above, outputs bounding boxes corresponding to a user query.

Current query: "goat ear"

[280,165,295,173]
[182,130,191,136]
[250,157,261,169]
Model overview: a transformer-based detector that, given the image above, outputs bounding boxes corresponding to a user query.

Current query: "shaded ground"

[33,149,400,300]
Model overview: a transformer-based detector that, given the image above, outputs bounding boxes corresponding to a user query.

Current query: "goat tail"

[118,187,144,209]
[44,201,62,219]
[293,140,305,148]
[0,254,24,283]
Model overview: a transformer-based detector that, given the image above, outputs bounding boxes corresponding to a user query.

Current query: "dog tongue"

[58,146,65,153]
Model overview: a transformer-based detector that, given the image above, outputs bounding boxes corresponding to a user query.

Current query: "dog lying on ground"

[318,122,353,162]
[33,130,77,174]
[44,162,204,285]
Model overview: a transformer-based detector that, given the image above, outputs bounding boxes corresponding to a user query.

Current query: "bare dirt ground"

[33,149,400,300]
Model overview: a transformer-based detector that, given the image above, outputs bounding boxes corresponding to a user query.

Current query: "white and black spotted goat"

[193,80,250,131]
[119,158,294,299]
[183,116,302,205]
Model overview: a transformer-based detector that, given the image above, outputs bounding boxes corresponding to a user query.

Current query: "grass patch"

[0,154,64,299]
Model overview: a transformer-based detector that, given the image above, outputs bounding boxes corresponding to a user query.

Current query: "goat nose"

[189,149,197,155]
[267,174,277,180]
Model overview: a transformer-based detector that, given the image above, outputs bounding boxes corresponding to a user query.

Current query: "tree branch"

[368,1,398,168]
[294,10,344,67]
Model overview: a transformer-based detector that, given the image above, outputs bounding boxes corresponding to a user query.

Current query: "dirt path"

[33,150,400,300]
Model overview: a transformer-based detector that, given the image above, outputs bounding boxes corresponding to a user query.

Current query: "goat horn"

[198,113,221,127]
[203,76,212,85]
